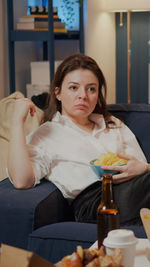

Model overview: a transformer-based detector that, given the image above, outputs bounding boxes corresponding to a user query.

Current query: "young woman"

[8,54,150,224]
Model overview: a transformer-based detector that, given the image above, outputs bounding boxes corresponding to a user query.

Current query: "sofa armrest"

[0,178,74,249]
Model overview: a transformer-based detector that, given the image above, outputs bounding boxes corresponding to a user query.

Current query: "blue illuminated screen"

[27,0,79,30]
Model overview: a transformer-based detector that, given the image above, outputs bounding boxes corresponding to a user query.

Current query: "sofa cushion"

[28,222,146,264]
[0,178,73,249]
[108,103,150,162]
[28,222,97,263]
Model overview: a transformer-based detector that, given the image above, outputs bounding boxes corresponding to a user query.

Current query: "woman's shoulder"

[108,115,124,128]
[26,121,52,143]
[36,120,52,132]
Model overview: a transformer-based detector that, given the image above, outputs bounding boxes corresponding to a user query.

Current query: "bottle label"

[97,213,120,248]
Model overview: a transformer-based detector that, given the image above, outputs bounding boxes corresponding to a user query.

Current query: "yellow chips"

[93,152,128,166]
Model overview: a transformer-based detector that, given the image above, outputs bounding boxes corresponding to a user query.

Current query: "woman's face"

[55,68,99,123]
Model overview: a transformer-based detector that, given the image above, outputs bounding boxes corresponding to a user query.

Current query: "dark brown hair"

[42,53,113,127]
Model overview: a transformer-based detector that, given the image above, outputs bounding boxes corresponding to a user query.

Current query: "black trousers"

[71,172,150,226]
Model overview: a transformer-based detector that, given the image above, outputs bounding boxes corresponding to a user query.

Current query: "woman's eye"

[69,86,77,90]
[87,87,96,92]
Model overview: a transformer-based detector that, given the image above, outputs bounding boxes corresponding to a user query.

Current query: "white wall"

[84,0,116,104]
[100,0,150,12]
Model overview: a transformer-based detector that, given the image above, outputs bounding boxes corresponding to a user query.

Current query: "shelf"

[10,30,80,41]
[7,0,84,94]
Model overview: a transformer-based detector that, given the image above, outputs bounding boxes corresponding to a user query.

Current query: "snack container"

[103,229,137,267]
[90,160,119,177]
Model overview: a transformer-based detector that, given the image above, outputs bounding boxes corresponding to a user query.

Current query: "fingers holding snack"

[94,151,148,183]
[111,153,149,183]
[101,163,126,173]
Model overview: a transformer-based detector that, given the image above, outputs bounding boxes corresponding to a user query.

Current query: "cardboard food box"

[0,244,55,267]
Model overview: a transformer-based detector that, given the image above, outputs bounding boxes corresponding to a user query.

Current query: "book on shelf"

[16,23,66,31]
[19,16,61,23]
[35,21,65,29]
[22,14,59,19]
[16,23,67,33]
[35,28,67,33]
[17,13,66,31]
[17,20,65,29]
[53,28,67,33]
[17,23,35,30]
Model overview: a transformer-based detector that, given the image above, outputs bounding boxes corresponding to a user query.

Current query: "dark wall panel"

[116,13,127,103]
[116,12,150,103]
[131,12,149,103]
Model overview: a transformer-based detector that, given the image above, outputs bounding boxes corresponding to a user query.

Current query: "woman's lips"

[75,104,88,110]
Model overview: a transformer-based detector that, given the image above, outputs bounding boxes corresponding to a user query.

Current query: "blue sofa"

[0,103,149,263]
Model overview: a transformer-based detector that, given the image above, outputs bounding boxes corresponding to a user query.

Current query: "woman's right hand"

[12,98,36,124]
[9,98,36,188]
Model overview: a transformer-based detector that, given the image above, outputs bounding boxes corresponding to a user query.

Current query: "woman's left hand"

[101,153,149,184]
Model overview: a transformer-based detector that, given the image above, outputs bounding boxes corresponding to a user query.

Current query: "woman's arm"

[119,119,147,163]
[101,118,149,183]
[8,98,36,189]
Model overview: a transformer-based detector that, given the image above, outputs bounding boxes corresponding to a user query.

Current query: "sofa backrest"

[107,104,150,163]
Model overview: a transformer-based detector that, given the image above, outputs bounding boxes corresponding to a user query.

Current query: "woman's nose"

[78,88,87,98]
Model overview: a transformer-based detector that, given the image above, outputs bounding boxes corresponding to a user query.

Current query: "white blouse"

[26,112,147,200]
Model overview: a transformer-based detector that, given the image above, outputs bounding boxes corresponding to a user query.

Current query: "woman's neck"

[71,117,95,133]
[79,120,95,133]
[61,112,95,133]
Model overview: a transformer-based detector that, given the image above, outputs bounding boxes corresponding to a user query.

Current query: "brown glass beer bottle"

[97,174,120,248]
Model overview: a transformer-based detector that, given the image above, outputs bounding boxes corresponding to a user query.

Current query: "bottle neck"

[101,174,114,205]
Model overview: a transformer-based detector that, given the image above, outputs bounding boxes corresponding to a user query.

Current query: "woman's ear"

[55,87,61,101]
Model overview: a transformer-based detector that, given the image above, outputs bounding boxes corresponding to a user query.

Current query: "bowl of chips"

[90,152,128,177]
